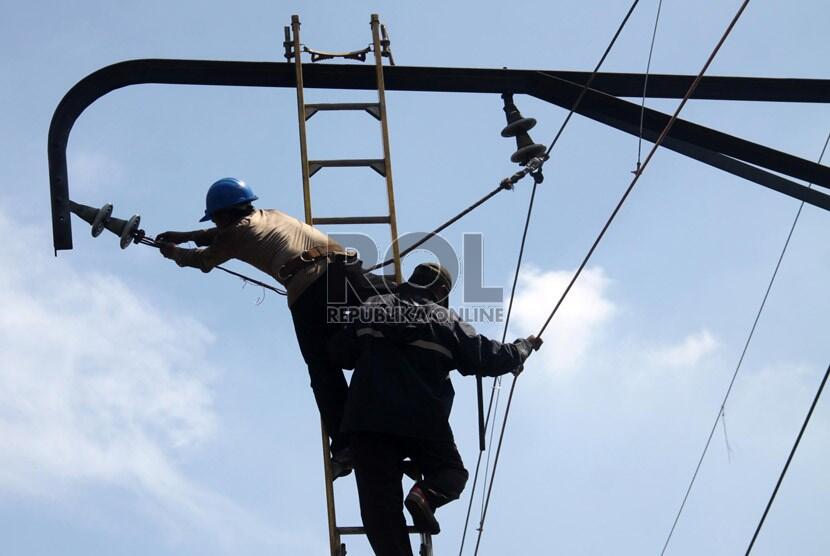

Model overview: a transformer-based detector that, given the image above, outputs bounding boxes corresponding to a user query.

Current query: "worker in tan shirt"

[156,177,391,477]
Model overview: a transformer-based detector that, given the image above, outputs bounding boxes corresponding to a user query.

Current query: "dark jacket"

[331,291,533,440]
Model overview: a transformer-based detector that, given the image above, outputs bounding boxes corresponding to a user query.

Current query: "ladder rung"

[308,159,386,177]
[337,526,425,536]
[312,216,391,225]
[305,103,381,121]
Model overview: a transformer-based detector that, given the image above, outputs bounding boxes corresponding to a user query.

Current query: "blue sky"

[1,1,829,555]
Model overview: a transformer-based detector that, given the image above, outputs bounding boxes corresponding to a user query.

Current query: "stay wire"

[660,130,830,555]
[464,2,645,554]
[474,1,752,551]
[472,373,518,556]
[636,0,665,170]
[458,180,540,556]
[140,236,287,296]
[479,182,538,521]
[367,183,508,272]
[745,360,830,555]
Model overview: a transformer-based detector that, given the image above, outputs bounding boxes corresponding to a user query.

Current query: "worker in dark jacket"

[156,177,391,476]
[330,262,542,556]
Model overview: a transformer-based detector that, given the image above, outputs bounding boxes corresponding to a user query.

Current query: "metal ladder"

[284,14,433,556]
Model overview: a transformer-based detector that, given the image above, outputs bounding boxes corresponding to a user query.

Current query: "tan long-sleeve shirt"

[170,208,342,306]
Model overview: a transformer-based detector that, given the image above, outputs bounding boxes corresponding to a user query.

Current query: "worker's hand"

[526,335,543,351]
[511,364,524,376]
[156,231,190,245]
[158,242,178,259]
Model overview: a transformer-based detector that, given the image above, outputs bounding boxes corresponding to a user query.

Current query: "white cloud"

[647,329,719,369]
[0,208,292,552]
[509,266,615,373]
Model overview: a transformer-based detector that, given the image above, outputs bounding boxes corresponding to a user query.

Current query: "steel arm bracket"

[49,59,830,251]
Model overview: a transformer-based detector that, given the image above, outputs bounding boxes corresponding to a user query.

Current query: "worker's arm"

[449,319,542,377]
[158,227,235,272]
[156,228,218,246]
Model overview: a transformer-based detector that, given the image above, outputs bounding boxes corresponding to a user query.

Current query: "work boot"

[330,447,353,480]
[405,485,441,534]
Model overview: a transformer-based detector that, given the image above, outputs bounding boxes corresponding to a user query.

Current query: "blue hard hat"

[200,177,258,222]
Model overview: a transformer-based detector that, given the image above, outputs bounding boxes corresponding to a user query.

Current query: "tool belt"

[277,245,356,283]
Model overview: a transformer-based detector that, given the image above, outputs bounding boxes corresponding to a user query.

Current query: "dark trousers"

[351,432,469,556]
[290,262,394,454]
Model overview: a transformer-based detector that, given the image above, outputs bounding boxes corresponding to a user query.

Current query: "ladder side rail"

[371,14,403,284]
[290,17,341,556]
[292,16,314,224]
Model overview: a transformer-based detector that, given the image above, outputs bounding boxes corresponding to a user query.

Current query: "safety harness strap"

[277,245,350,282]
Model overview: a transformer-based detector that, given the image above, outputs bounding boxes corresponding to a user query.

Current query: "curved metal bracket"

[48,59,830,252]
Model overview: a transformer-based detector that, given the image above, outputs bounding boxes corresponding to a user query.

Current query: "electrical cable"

[141,236,287,295]
[536,0,751,339]
[745,360,830,555]
[458,180,539,555]
[473,0,753,548]
[659,130,830,555]
[371,0,643,275]
[367,183,513,272]
[636,0,665,171]
[458,2,645,552]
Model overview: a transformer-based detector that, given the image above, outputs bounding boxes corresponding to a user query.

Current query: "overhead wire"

[371,0,643,276]
[745,359,830,555]
[636,0,665,172]
[140,236,288,295]
[536,0,751,339]
[458,1,646,553]
[371,0,638,277]
[472,0,753,549]
[659,130,830,555]
[458,180,540,556]
[368,182,517,272]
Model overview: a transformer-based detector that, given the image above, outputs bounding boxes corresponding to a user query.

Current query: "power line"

[659,130,830,555]
[636,0,665,171]
[458,2,645,553]
[367,181,517,272]
[458,180,539,556]
[745,360,830,555]
[542,0,643,159]
[536,0,752,339]
[141,236,287,295]
[474,0,753,548]
[372,0,645,276]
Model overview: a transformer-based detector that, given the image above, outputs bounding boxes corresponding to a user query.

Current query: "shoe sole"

[405,495,440,535]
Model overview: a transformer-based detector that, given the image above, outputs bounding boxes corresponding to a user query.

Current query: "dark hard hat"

[407,262,453,293]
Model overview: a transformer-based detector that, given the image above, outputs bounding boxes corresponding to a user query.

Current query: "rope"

[636,0,665,171]
[659,130,830,555]
[473,0,753,547]
[140,236,287,296]
[745,360,830,555]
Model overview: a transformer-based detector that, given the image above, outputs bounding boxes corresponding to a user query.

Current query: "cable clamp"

[498,155,548,191]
